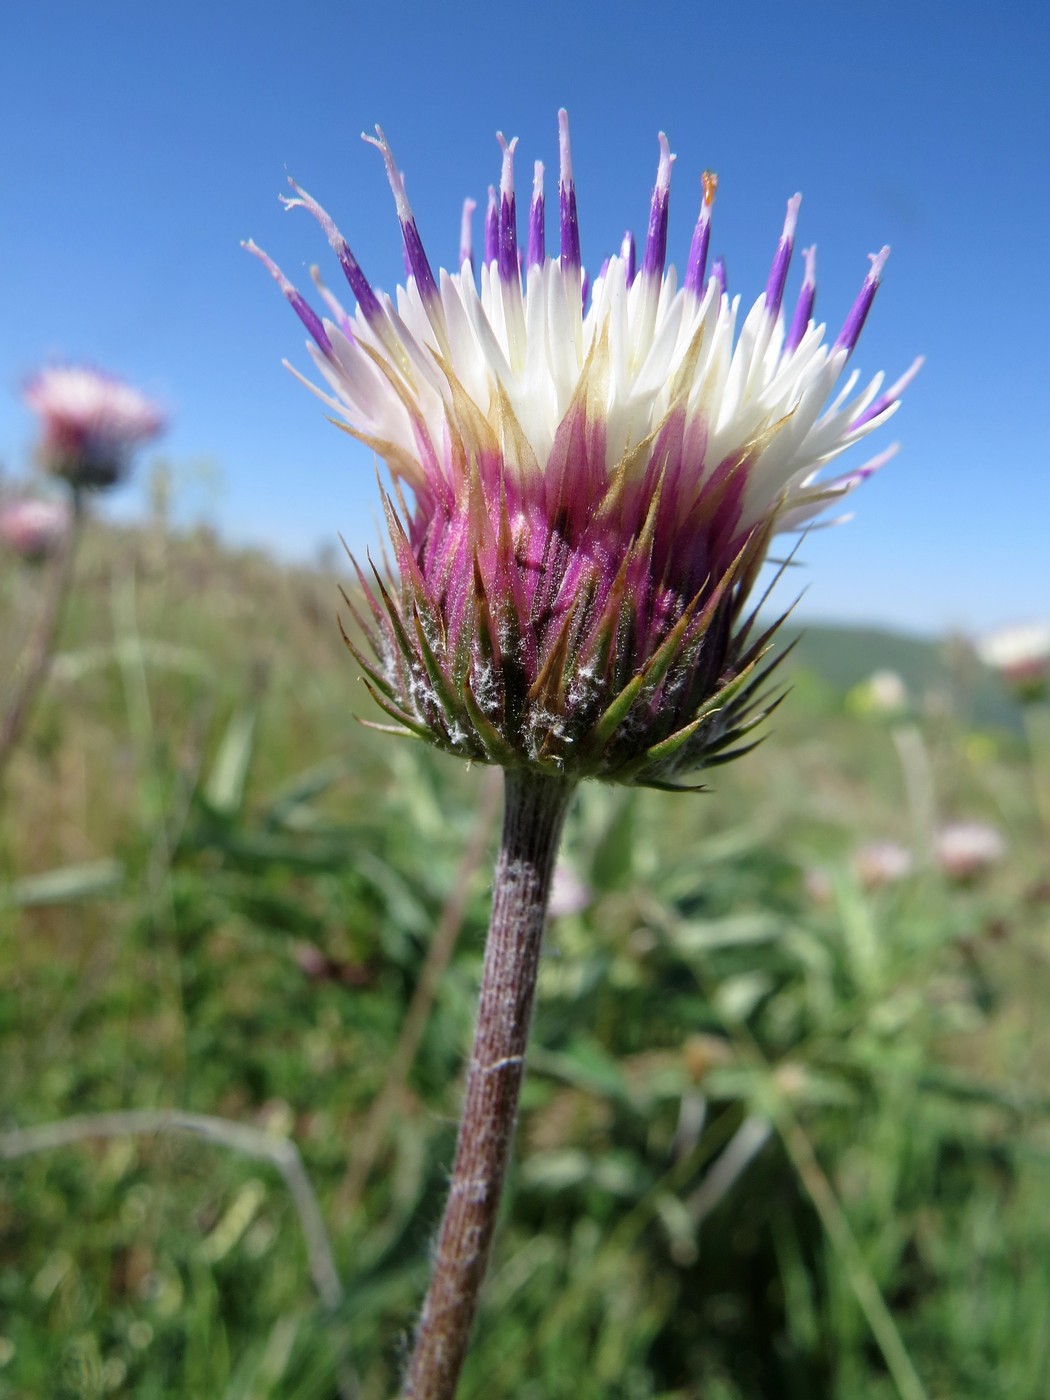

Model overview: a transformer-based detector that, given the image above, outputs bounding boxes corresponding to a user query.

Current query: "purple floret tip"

[621,230,636,287]
[557,109,573,182]
[851,354,924,428]
[484,186,498,267]
[244,240,332,357]
[362,126,411,222]
[460,198,477,273]
[364,125,440,302]
[835,245,890,352]
[764,193,801,322]
[886,354,924,399]
[498,132,518,197]
[558,109,581,272]
[281,180,382,322]
[684,171,717,296]
[784,244,817,354]
[712,256,727,297]
[496,133,520,282]
[527,161,545,269]
[642,132,674,279]
[310,265,355,340]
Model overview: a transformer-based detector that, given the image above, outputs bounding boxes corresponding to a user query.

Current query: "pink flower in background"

[934,822,1007,882]
[547,859,593,918]
[977,623,1050,704]
[0,498,71,563]
[251,111,917,785]
[853,840,916,889]
[24,365,165,490]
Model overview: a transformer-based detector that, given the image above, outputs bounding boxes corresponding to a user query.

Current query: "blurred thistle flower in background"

[0,366,165,785]
[847,668,911,719]
[976,622,1050,705]
[24,365,165,491]
[249,110,919,789]
[0,497,71,563]
[804,839,915,907]
[934,821,1007,883]
[853,838,916,889]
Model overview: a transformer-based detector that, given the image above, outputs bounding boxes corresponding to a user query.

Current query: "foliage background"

[1,517,1047,1398]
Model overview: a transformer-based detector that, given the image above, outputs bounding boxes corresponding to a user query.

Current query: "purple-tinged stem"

[0,488,85,789]
[403,767,576,1400]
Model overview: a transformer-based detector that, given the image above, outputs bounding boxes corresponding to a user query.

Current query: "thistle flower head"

[0,497,71,562]
[934,821,1007,882]
[24,365,165,490]
[976,622,1050,704]
[251,113,917,786]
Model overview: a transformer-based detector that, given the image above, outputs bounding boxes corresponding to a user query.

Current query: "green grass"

[1,519,1048,1399]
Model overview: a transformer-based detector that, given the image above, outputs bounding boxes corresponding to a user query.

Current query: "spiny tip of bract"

[341,496,793,789]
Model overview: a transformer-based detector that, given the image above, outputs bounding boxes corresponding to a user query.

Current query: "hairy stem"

[403,767,575,1400]
[0,489,84,788]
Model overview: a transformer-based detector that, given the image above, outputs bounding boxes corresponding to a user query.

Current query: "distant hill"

[778,621,1020,732]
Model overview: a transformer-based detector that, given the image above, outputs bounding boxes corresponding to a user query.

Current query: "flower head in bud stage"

[976,623,1050,705]
[0,497,71,563]
[249,112,919,787]
[24,366,165,491]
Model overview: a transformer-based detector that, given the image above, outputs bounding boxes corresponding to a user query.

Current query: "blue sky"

[1,0,1047,634]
